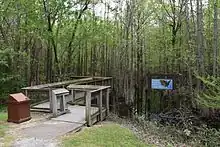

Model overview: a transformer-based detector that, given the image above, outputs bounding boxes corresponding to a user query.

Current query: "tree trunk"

[213,0,218,76]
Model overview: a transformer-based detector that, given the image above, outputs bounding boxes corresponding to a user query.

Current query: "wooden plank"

[60,95,66,111]
[67,84,110,91]
[75,78,112,86]
[71,89,75,103]
[90,86,111,93]
[52,92,57,117]
[67,84,97,90]
[52,88,69,95]
[25,89,28,97]
[106,88,110,116]
[49,88,53,112]
[85,91,91,127]
[30,109,51,113]
[99,90,103,121]
[22,77,93,90]
[22,77,112,91]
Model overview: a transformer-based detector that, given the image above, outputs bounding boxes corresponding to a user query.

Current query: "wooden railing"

[21,76,112,106]
[67,84,111,126]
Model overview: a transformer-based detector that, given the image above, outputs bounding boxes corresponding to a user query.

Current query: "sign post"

[146,74,175,120]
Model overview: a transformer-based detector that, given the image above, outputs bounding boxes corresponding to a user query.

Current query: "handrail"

[83,86,110,126]
[22,77,93,90]
[90,86,111,93]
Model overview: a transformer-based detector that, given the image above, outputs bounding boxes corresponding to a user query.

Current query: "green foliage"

[63,124,149,147]
[135,116,220,147]
[0,74,26,100]
[196,76,220,108]
[195,126,220,147]
[0,48,27,101]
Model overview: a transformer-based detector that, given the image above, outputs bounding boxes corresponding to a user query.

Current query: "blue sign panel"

[151,79,173,90]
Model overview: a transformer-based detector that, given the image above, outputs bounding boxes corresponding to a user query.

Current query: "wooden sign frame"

[145,73,180,120]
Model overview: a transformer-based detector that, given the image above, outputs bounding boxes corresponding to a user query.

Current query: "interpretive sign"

[145,74,178,120]
[151,79,173,90]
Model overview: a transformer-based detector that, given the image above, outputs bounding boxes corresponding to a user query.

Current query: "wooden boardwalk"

[32,102,101,125]
[18,77,112,140]
[20,102,106,140]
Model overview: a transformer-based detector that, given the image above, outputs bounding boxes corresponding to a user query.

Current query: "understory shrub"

[0,48,27,103]
[135,115,220,147]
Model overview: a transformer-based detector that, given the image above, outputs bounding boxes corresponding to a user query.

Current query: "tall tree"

[196,0,205,89]
[213,0,218,76]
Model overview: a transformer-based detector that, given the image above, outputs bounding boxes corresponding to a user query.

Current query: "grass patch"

[63,124,151,147]
[0,111,8,137]
[0,112,7,121]
[0,110,14,146]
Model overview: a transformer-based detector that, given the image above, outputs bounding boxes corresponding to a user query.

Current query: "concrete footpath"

[10,105,92,147]
[12,120,83,147]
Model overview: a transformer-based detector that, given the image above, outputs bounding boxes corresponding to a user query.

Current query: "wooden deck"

[32,102,106,125]
[20,103,108,140]
[15,77,112,140]
[22,78,112,127]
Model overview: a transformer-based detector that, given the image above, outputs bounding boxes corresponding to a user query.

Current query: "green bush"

[135,115,220,147]
[0,48,26,103]
[194,125,220,147]
[0,74,26,102]
[196,76,220,108]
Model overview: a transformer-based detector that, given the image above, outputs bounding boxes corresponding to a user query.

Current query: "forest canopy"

[0,0,220,112]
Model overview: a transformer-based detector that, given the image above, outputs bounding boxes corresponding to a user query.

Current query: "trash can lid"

[9,93,29,102]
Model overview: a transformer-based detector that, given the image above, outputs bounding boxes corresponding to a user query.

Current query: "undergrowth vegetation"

[0,49,27,103]
[135,116,220,147]
[107,113,220,147]
[197,76,220,108]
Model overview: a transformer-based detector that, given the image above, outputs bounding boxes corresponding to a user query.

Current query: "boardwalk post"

[71,89,75,103]
[49,88,53,112]
[52,92,57,116]
[61,94,66,111]
[106,88,110,116]
[86,91,91,126]
[25,89,28,97]
[99,90,103,121]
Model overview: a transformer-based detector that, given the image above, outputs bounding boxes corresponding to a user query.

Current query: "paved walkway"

[11,105,98,147]
[20,120,83,140]
[13,138,58,147]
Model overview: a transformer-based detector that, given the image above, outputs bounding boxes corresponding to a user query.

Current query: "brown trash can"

[7,93,31,123]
